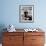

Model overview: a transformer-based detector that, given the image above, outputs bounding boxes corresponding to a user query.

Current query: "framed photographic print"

[19,5,34,23]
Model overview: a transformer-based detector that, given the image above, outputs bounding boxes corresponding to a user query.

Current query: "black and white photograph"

[19,5,34,23]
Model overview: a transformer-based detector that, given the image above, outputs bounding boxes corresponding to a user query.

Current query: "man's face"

[24,11,28,15]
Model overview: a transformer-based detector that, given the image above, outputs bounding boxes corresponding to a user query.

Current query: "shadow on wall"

[0,24,7,43]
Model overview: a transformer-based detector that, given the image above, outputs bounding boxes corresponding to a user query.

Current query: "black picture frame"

[19,5,34,23]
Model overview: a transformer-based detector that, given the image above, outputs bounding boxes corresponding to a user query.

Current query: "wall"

[0,0,46,43]
[0,0,46,29]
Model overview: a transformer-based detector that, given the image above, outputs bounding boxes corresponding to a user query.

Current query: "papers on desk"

[24,28,38,32]
[7,24,16,32]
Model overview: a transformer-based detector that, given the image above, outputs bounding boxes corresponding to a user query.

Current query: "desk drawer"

[3,32,23,36]
[32,36,44,44]
[24,32,44,36]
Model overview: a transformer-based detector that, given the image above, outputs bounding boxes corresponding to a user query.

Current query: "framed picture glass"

[19,5,34,23]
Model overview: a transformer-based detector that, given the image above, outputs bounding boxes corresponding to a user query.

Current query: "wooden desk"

[2,30,45,46]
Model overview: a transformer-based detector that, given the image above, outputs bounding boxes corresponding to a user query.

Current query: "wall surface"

[0,0,46,43]
[0,0,46,29]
